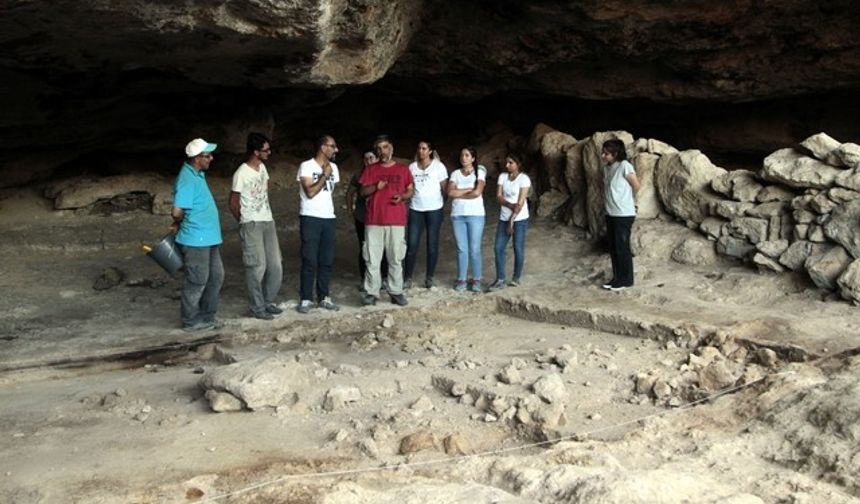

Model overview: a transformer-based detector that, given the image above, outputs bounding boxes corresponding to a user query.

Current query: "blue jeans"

[300,216,336,302]
[451,215,484,281]
[494,219,528,282]
[405,208,444,281]
[179,245,224,327]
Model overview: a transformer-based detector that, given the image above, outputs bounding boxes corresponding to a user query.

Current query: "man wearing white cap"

[172,138,224,331]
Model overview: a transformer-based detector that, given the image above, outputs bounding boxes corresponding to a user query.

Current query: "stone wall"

[530,128,860,304]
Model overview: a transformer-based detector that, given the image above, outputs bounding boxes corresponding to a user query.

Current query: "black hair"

[601,139,627,161]
[373,134,392,158]
[316,135,335,151]
[459,145,483,189]
[246,132,270,155]
[506,152,525,170]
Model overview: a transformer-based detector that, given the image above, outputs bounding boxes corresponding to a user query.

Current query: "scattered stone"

[697,361,737,392]
[204,390,244,412]
[332,429,350,442]
[409,395,434,413]
[442,433,470,455]
[459,394,475,406]
[532,374,567,404]
[199,357,311,411]
[400,431,436,455]
[652,380,672,399]
[756,348,779,368]
[358,438,380,459]
[588,412,602,421]
[381,313,395,328]
[335,364,362,376]
[497,364,523,385]
[93,267,125,291]
[323,386,362,411]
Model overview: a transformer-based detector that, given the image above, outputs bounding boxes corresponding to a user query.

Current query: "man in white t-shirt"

[296,135,341,314]
[230,133,283,320]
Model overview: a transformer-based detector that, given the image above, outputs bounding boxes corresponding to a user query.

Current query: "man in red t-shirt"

[359,135,414,306]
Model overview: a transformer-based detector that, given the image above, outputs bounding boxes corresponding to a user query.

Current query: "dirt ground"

[1,170,859,503]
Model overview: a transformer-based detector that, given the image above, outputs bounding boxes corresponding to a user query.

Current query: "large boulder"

[582,131,635,237]
[564,139,588,228]
[761,148,844,189]
[835,168,860,191]
[798,132,841,162]
[539,131,577,194]
[655,150,727,226]
[805,245,852,291]
[199,356,311,411]
[823,199,860,258]
[632,152,661,219]
[837,259,860,304]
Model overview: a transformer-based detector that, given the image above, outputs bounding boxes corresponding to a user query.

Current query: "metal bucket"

[146,234,184,275]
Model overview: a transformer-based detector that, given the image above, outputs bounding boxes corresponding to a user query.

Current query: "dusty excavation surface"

[1,182,859,503]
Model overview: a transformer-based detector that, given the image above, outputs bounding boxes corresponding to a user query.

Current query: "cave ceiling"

[1,0,859,178]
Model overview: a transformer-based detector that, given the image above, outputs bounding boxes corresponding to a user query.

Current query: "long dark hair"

[460,145,483,189]
[602,139,627,161]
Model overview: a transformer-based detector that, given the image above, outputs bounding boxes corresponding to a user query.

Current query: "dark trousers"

[605,215,635,287]
[355,219,387,283]
[300,216,336,302]
[179,245,224,327]
[404,208,444,281]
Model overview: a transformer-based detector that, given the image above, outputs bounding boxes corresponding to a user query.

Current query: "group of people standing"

[169,132,638,331]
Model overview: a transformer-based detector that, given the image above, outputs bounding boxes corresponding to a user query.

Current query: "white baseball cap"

[185,138,217,158]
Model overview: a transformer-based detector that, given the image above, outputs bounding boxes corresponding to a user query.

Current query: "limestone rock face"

[655,150,727,226]
[564,140,589,227]
[582,131,635,237]
[539,131,577,194]
[632,152,661,219]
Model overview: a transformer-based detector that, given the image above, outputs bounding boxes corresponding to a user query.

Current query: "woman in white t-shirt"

[600,139,640,292]
[404,140,448,289]
[447,145,486,293]
[489,153,531,291]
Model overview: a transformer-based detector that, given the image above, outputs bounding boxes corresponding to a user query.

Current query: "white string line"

[196,369,796,503]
